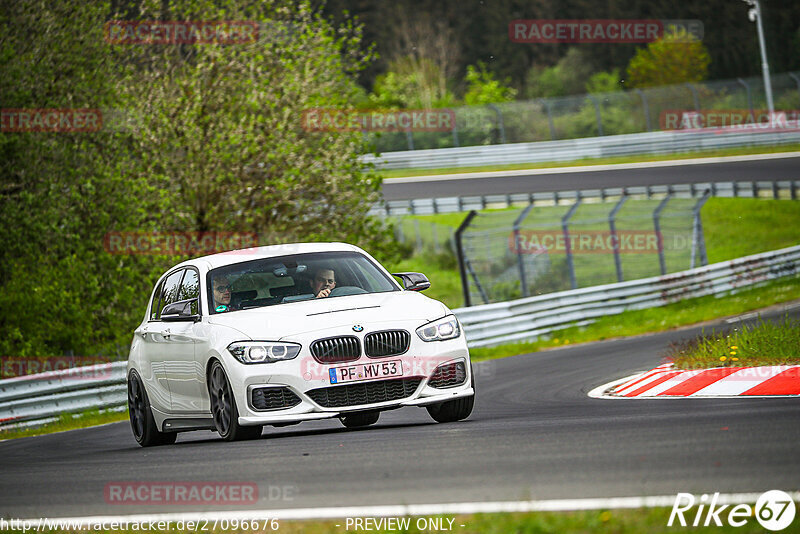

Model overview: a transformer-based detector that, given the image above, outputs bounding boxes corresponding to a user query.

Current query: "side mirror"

[392,272,431,292]
[161,299,200,322]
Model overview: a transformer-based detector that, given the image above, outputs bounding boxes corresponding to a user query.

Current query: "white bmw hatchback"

[127,242,474,446]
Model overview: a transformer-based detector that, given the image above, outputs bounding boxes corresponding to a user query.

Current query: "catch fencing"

[454,189,708,306]
[359,71,800,166]
[454,244,800,347]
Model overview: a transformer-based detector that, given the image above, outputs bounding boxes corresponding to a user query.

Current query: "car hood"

[206,291,449,340]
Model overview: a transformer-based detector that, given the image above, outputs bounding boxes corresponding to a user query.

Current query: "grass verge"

[0,407,128,441]
[666,317,800,369]
[468,276,800,362]
[377,143,800,178]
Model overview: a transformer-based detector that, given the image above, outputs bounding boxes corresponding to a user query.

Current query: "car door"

[135,270,184,414]
[160,267,209,413]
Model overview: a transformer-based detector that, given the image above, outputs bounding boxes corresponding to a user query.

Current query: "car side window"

[149,280,164,321]
[178,269,200,315]
[159,269,185,317]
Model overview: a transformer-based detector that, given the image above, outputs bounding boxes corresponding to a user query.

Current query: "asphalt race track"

[1,306,798,519]
[381,153,800,200]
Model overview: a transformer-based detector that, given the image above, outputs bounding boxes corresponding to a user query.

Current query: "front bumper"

[223,322,473,426]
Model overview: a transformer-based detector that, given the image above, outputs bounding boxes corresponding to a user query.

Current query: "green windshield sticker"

[215,305,228,312]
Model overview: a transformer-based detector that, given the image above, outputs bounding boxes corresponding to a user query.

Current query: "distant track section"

[381,152,800,201]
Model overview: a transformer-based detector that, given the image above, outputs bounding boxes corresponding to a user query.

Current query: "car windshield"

[207,251,399,314]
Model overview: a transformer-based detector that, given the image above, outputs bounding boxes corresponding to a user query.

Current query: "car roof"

[180,242,364,271]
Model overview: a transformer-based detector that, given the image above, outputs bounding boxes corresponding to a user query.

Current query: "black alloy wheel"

[208,361,262,441]
[128,370,177,447]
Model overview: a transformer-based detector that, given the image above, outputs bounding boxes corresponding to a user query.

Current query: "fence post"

[635,89,652,131]
[587,94,604,136]
[562,197,582,290]
[395,220,405,243]
[431,223,440,254]
[487,104,506,144]
[452,115,460,147]
[789,72,800,100]
[737,78,754,122]
[455,210,478,307]
[405,129,414,151]
[464,258,489,305]
[685,83,700,112]
[653,191,673,275]
[413,219,423,252]
[609,191,628,283]
[690,189,711,268]
[513,203,536,297]
[543,100,557,140]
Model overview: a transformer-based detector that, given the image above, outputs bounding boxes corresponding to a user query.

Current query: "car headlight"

[416,315,461,342]
[227,342,301,364]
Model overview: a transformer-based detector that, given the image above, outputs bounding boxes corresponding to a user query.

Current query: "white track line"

[384,151,800,183]
[20,492,800,525]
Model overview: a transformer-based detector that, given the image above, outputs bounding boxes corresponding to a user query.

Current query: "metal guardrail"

[0,362,126,427]
[362,128,800,170]
[2,243,798,426]
[453,244,800,348]
[372,179,800,217]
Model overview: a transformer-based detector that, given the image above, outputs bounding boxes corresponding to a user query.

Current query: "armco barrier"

[362,128,800,170]
[371,179,800,217]
[0,362,127,427]
[453,244,800,347]
[1,245,798,426]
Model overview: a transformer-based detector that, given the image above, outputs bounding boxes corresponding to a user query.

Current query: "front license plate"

[329,359,403,384]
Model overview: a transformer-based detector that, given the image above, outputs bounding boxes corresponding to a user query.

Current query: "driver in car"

[312,268,336,298]
[212,276,233,311]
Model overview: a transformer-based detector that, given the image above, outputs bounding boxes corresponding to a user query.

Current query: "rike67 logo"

[668,490,796,531]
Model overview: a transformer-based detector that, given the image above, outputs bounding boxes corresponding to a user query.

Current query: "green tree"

[0,0,397,358]
[586,69,623,94]
[626,33,711,89]
[369,57,457,109]
[525,48,595,98]
[0,0,162,357]
[463,62,517,105]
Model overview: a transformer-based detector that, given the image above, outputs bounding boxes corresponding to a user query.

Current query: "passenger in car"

[311,268,336,298]
[212,276,233,311]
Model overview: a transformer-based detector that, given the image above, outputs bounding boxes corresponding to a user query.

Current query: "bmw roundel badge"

[352,325,364,332]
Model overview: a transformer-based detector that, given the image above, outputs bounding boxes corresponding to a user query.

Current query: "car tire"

[340,411,380,428]
[426,370,475,423]
[208,361,262,441]
[128,371,177,447]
